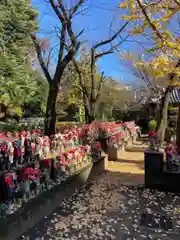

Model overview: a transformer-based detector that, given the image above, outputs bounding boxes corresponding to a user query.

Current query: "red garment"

[20,167,29,181]
[148,130,156,137]
[31,143,35,153]
[37,129,41,135]
[67,159,72,165]
[27,168,35,181]
[27,167,34,175]
[70,148,76,154]
[5,175,12,187]
[60,156,66,167]
[96,143,101,150]
[34,168,41,179]
[53,162,58,169]
[41,159,51,167]
[21,131,26,137]
[14,148,21,157]
[165,145,176,155]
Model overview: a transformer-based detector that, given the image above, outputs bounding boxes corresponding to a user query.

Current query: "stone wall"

[0,156,107,240]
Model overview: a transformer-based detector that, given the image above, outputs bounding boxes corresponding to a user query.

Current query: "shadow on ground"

[20,171,180,240]
[126,147,147,153]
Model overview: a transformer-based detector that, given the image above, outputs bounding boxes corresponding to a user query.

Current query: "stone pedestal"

[99,137,109,153]
[132,133,137,144]
[144,150,164,173]
[108,146,122,161]
[144,150,164,189]
[125,137,133,150]
[120,142,125,154]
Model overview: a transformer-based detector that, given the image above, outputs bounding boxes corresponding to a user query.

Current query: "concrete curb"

[0,156,107,240]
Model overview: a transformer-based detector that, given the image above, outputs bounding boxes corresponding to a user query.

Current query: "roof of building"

[170,88,180,104]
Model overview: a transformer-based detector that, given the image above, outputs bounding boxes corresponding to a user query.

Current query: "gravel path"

[20,172,180,240]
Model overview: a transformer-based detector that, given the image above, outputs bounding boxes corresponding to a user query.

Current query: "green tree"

[0,0,39,120]
[23,70,48,117]
[96,77,129,121]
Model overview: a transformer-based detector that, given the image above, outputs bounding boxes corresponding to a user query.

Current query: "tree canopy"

[0,0,47,119]
[120,0,180,80]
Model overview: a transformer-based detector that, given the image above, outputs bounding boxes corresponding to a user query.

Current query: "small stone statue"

[148,130,158,151]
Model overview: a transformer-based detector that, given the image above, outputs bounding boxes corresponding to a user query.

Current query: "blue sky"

[32,0,145,85]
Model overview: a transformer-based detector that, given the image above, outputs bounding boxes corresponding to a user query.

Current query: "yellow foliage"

[120,51,134,61]
[119,0,180,84]
[119,3,128,8]
[130,26,144,35]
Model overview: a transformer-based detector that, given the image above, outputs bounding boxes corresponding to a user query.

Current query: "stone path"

[20,173,180,240]
[20,140,180,240]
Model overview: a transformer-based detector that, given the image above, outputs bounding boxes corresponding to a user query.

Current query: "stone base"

[121,143,125,154]
[132,134,137,143]
[108,146,122,161]
[99,138,109,153]
[125,137,133,150]
[145,170,180,193]
[144,150,164,173]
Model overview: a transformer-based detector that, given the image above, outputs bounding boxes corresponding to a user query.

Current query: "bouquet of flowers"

[165,142,180,171]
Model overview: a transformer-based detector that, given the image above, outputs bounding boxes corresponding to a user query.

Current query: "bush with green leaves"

[0,0,47,118]
[148,119,157,130]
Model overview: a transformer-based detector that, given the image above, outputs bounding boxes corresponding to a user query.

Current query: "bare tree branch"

[95,50,114,60]
[89,21,130,103]
[69,0,85,19]
[93,21,130,50]
[49,0,64,22]
[58,0,85,47]
[58,23,66,61]
[57,0,68,19]
[136,0,164,41]
[31,33,52,84]
[46,47,54,70]
[31,1,87,134]
[96,71,104,100]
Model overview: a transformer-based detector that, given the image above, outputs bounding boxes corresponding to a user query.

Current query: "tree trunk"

[155,102,161,127]
[176,106,180,155]
[44,83,59,136]
[84,104,95,124]
[83,93,95,124]
[157,87,172,143]
[87,113,95,124]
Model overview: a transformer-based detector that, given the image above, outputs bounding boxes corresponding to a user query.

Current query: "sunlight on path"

[107,139,148,185]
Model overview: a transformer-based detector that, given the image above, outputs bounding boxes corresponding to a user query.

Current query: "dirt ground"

[107,139,147,186]
[20,139,180,240]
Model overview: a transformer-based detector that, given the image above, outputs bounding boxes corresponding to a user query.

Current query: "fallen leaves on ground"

[22,172,180,240]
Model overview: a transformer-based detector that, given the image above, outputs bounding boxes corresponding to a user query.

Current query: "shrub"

[148,119,157,130]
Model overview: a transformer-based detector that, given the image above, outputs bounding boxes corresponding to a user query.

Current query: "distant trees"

[55,55,129,123]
